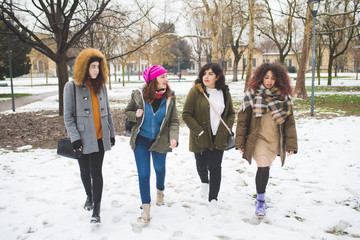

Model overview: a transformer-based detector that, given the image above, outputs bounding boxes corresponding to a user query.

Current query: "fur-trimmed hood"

[73,48,108,86]
[195,83,205,94]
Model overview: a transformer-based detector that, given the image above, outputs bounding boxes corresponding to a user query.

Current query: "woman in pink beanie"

[125,65,179,223]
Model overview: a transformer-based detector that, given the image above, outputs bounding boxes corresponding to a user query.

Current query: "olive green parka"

[125,88,179,153]
[235,107,298,166]
[182,83,235,153]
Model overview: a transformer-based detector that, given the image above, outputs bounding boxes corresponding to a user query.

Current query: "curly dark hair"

[195,62,227,91]
[247,62,293,97]
[143,78,173,104]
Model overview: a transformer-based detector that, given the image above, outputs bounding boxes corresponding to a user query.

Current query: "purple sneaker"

[255,193,267,216]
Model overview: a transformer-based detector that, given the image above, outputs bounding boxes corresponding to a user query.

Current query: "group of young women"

[64,48,298,224]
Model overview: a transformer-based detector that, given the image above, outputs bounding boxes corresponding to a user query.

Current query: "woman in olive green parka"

[182,62,235,209]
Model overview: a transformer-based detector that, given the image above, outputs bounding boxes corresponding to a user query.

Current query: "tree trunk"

[245,0,255,91]
[356,57,359,80]
[57,56,69,116]
[327,58,333,85]
[127,64,130,82]
[122,63,126,87]
[211,35,220,63]
[232,58,239,82]
[107,61,112,90]
[294,9,312,99]
[113,62,117,83]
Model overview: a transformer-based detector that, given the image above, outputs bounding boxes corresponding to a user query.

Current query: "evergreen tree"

[155,22,192,73]
[0,22,31,80]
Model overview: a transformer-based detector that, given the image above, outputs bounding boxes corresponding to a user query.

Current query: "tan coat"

[235,107,298,166]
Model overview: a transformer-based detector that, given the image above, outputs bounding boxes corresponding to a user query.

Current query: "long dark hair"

[85,61,104,95]
[195,62,227,91]
[143,78,173,104]
[247,62,293,97]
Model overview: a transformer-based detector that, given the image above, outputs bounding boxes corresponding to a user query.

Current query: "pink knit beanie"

[143,65,167,83]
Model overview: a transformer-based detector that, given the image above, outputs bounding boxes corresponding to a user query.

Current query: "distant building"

[25,33,57,78]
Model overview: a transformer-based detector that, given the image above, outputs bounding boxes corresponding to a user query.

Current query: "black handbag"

[57,137,82,159]
[57,82,82,159]
[125,118,134,136]
[226,132,235,150]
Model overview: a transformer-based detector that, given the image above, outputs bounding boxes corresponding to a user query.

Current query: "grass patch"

[304,86,360,92]
[0,93,32,98]
[293,94,360,117]
[305,76,354,79]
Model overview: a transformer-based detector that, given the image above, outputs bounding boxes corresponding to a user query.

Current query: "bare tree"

[224,0,248,82]
[202,0,222,63]
[0,0,111,115]
[256,0,296,64]
[185,0,230,63]
[188,10,209,71]
[318,0,360,85]
[245,0,255,91]
[294,7,312,99]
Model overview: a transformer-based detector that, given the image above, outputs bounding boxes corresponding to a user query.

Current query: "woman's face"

[202,68,218,89]
[262,70,276,89]
[156,73,168,90]
[88,61,100,79]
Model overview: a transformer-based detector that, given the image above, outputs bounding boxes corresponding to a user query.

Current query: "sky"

[0,73,359,239]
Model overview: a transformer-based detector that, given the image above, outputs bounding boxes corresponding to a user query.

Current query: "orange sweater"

[88,84,103,140]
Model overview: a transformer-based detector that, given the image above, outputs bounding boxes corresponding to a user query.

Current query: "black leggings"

[255,167,270,194]
[194,149,224,201]
[77,139,105,204]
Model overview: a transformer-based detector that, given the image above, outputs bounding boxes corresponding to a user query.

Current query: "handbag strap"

[72,81,77,125]
[201,91,232,135]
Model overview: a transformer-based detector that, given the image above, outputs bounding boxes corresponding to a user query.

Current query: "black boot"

[84,196,93,211]
[90,203,101,223]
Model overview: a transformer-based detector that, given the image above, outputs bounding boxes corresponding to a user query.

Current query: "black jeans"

[77,139,105,204]
[194,149,224,201]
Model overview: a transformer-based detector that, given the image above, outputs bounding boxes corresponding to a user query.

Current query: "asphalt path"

[0,91,58,113]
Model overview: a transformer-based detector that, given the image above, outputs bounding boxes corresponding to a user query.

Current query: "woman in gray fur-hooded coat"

[63,48,115,224]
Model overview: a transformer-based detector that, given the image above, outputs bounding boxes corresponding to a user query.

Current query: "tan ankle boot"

[156,189,164,206]
[137,204,150,223]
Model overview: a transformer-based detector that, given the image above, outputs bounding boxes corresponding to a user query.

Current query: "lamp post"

[307,0,321,116]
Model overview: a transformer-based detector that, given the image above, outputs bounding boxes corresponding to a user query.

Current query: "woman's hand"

[136,109,144,118]
[238,148,244,153]
[169,139,177,148]
[110,137,115,147]
[72,140,83,152]
[287,151,294,156]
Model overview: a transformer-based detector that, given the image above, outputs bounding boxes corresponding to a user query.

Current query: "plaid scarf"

[240,84,293,124]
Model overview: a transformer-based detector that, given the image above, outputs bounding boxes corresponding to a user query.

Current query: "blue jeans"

[134,135,167,204]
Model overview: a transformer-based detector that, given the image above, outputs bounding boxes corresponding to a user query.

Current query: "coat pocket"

[77,124,85,132]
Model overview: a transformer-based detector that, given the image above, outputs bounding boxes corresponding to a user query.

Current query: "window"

[253,58,256,67]
[38,60,44,73]
[32,61,38,71]
[285,59,292,67]
[228,59,232,68]
[243,58,247,67]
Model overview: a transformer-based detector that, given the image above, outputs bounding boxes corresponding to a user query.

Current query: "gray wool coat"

[63,81,115,154]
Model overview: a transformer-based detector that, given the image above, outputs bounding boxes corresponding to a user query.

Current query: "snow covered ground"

[0,74,359,240]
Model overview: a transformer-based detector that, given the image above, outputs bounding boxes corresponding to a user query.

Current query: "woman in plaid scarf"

[235,62,298,216]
